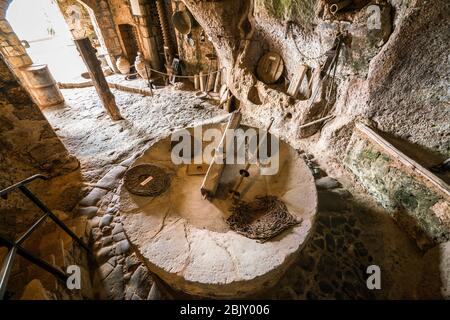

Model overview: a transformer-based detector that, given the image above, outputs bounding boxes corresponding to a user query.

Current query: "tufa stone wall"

[0,54,79,235]
[344,131,450,250]
[0,55,78,177]
[0,53,90,300]
[108,0,162,68]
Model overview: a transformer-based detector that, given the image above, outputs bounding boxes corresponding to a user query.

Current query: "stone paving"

[41,83,437,300]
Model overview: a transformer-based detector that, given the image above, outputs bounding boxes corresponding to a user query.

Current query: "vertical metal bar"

[0,247,17,300]
[15,245,68,284]
[18,186,91,254]
[16,214,49,246]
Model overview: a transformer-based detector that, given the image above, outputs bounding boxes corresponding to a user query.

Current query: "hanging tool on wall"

[229,117,275,200]
[296,32,345,134]
[204,53,217,95]
[319,32,344,117]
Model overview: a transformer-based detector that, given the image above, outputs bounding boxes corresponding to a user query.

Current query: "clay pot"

[116,56,131,75]
[135,52,150,79]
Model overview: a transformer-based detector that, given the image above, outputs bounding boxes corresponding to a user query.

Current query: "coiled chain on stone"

[227,196,301,242]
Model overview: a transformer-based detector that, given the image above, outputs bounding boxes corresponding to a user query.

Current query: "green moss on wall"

[394,184,439,212]
[345,135,449,248]
[259,0,315,24]
[358,149,381,161]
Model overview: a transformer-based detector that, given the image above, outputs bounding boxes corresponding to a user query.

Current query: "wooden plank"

[287,64,308,97]
[74,38,122,121]
[200,111,242,198]
[199,71,205,92]
[355,123,450,201]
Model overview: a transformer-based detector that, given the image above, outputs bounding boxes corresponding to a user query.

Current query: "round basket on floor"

[124,164,171,196]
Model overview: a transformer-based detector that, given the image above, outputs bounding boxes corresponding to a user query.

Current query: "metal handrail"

[0,174,47,198]
[0,175,91,300]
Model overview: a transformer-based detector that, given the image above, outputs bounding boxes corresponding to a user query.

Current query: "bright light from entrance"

[7,0,88,82]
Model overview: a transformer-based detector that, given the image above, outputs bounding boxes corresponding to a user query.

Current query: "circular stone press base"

[118,123,318,298]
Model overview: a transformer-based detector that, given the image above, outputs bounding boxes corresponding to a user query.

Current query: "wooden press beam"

[355,123,450,201]
[74,38,122,121]
[287,64,308,97]
[200,111,242,198]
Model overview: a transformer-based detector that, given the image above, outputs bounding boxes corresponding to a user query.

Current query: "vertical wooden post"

[74,38,122,120]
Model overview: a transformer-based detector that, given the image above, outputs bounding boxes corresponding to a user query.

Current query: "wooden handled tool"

[229,117,275,199]
[200,110,242,199]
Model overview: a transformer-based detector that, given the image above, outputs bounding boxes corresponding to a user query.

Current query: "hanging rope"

[286,22,329,62]
[286,20,344,63]
[147,66,225,80]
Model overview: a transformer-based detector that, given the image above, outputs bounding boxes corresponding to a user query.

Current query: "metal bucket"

[20,64,64,108]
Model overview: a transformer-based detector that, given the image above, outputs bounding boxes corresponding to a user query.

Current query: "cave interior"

[0,0,449,300]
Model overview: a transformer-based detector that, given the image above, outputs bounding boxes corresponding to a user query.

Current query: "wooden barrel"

[20,64,64,108]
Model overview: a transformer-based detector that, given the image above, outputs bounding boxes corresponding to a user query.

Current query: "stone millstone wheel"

[119,123,318,298]
[123,164,170,196]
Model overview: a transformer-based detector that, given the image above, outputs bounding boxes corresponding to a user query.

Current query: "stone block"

[111,223,124,235]
[5,55,25,67]
[96,245,115,263]
[113,232,126,242]
[419,241,450,299]
[99,214,113,228]
[115,239,130,255]
[147,282,163,300]
[104,264,125,300]
[78,206,98,218]
[20,279,52,300]
[4,45,25,57]
[78,187,108,207]
[98,262,114,280]
[0,19,12,33]
[95,165,127,190]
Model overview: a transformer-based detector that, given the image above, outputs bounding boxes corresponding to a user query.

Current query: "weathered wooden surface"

[200,111,242,198]
[356,123,450,201]
[287,64,308,97]
[74,38,122,120]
